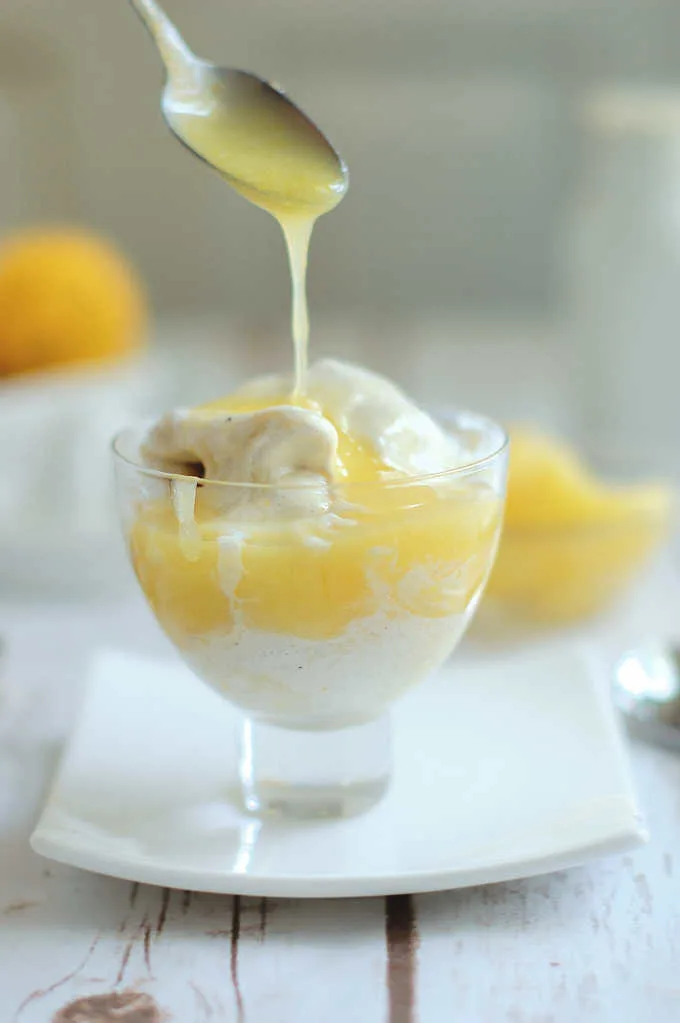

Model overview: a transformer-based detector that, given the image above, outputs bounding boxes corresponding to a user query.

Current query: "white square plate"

[30,644,646,897]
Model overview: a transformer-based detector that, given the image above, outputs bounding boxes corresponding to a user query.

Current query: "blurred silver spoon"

[613,642,680,752]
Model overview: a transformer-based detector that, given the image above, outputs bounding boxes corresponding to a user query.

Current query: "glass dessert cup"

[113,411,508,819]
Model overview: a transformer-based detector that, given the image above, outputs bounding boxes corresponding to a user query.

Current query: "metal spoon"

[613,642,680,752]
[127,0,348,215]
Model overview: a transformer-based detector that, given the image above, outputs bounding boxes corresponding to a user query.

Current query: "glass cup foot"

[238,713,392,819]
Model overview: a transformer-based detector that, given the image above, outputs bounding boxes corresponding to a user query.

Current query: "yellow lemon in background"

[504,428,594,527]
[0,227,147,377]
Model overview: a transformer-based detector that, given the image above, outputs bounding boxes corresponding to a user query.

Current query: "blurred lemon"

[0,227,147,377]
[486,426,675,624]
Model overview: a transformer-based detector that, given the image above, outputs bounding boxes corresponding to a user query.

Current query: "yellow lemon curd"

[485,429,674,623]
[130,391,503,646]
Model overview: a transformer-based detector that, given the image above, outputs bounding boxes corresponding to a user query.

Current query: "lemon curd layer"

[131,480,501,643]
[131,384,502,645]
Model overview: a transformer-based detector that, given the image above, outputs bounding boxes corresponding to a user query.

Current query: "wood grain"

[230,896,245,1022]
[385,895,419,1023]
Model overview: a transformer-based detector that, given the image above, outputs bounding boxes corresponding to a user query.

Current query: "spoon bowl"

[613,642,680,752]
[129,0,348,216]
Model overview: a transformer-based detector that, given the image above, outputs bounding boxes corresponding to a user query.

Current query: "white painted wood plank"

[3,862,389,1020]
[415,742,680,1023]
[235,898,387,1022]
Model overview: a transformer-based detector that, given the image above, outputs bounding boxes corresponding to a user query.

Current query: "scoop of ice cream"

[315,360,463,474]
[143,404,337,483]
[141,359,465,519]
[142,404,337,519]
[225,358,464,476]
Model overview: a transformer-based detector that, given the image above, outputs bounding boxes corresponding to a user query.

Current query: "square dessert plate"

[30,643,646,898]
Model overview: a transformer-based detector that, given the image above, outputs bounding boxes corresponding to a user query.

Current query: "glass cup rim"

[111,408,509,491]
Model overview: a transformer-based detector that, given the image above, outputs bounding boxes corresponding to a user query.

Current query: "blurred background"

[0,0,679,609]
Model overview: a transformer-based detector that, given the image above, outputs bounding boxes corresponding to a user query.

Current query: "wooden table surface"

[1,591,679,1023]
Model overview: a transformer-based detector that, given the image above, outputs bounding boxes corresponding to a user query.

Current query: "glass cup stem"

[238,713,392,819]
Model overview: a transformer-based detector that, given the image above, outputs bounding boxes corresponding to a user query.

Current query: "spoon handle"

[625,717,680,754]
[128,0,195,71]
